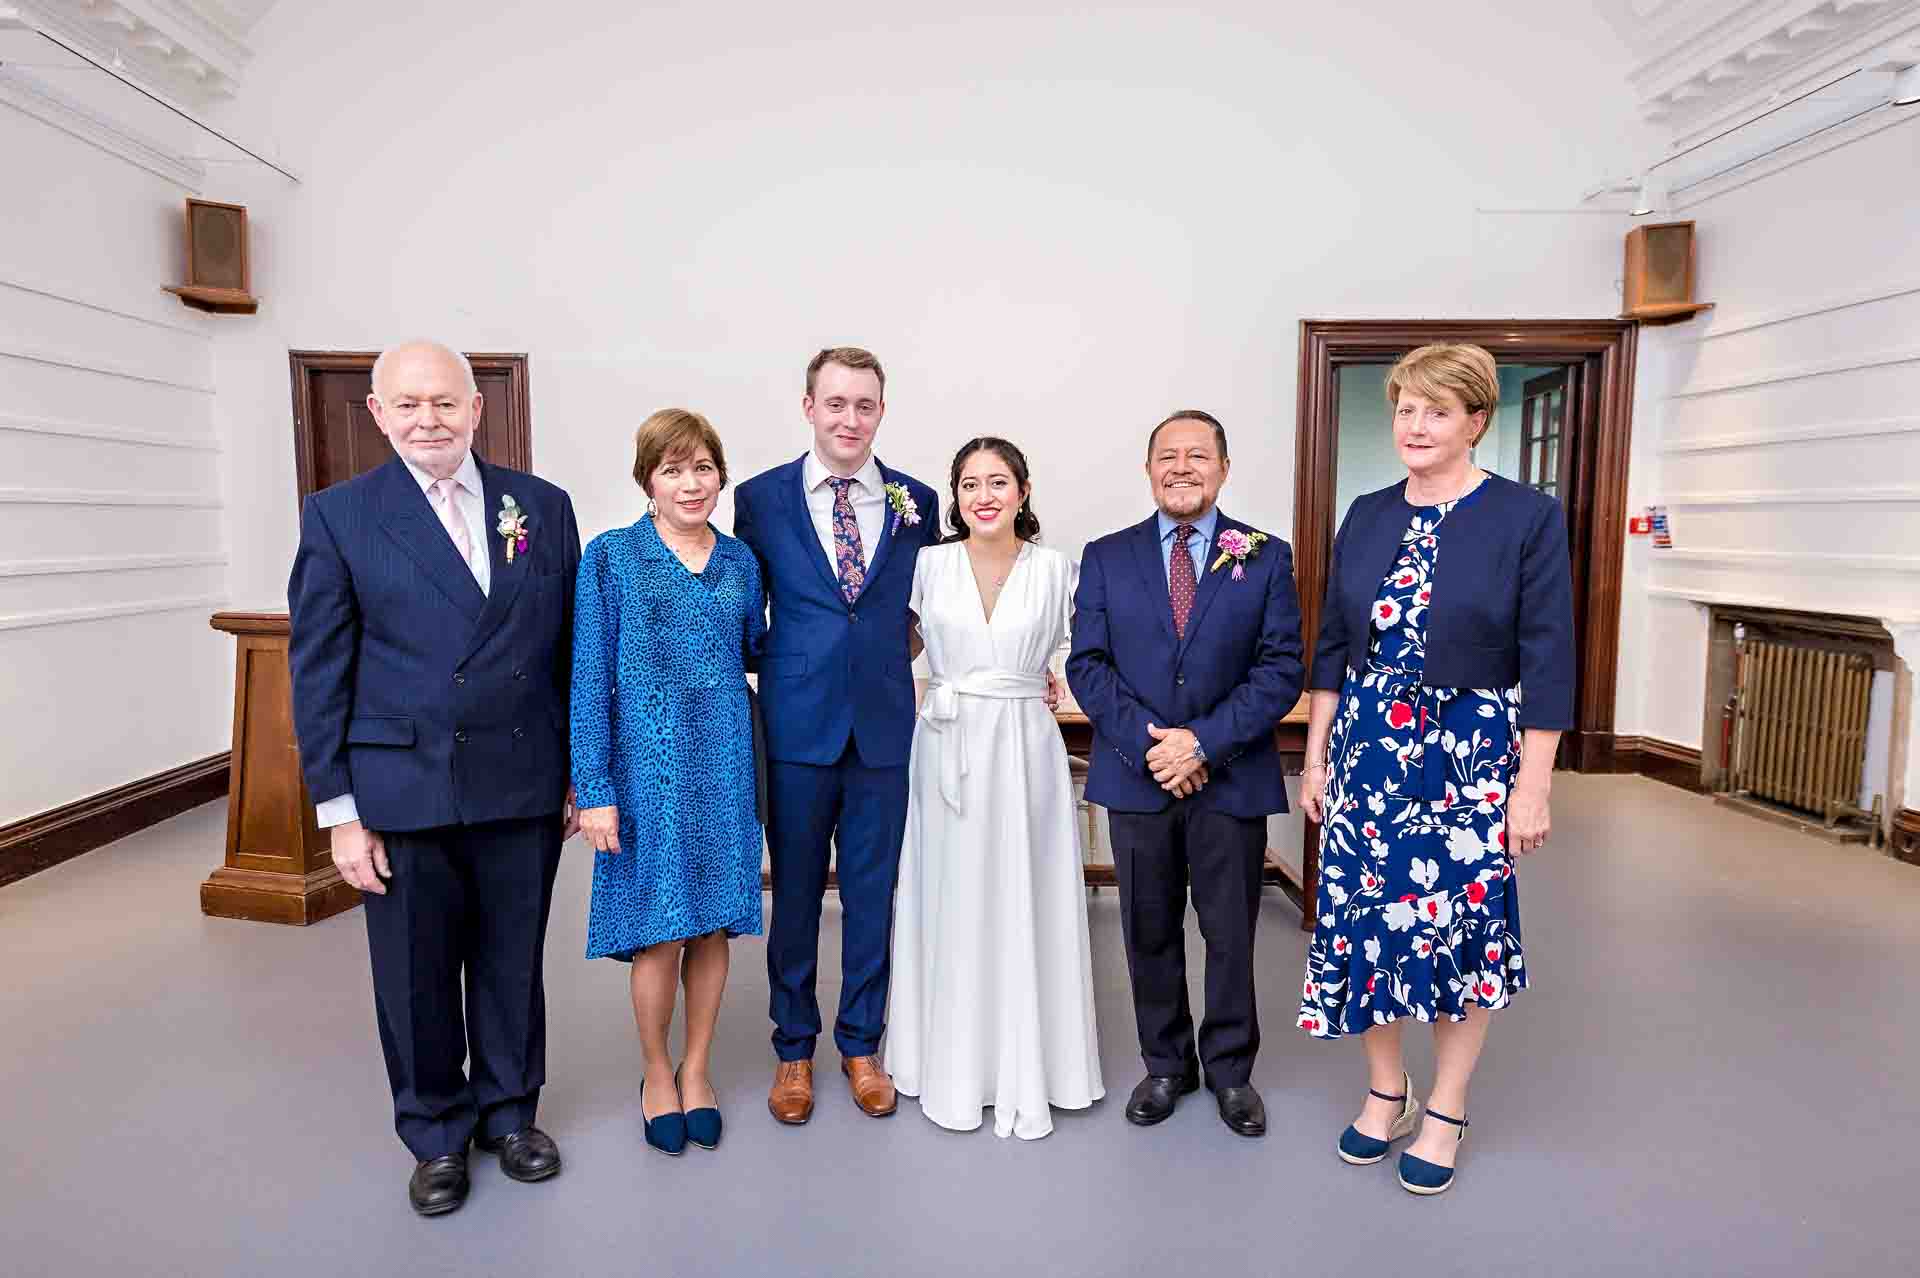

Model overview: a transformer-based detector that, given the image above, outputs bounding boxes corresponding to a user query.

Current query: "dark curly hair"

[944,436,1040,542]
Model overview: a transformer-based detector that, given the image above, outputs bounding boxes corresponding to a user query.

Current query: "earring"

[647,497,657,517]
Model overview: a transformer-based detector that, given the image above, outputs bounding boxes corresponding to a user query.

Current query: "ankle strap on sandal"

[1426,1109,1469,1129]
[1367,1088,1407,1103]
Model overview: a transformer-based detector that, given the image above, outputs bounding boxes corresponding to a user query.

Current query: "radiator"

[1729,639,1873,819]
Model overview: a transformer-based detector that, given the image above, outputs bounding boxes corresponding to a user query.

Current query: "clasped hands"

[1146,723,1208,798]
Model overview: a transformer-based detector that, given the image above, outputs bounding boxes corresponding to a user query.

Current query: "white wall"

[8,1,1674,828]
[0,107,233,824]
[201,0,1653,620]
[1617,113,1920,813]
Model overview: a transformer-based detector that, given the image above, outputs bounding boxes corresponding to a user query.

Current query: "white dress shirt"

[315,450,490,830]
[802,449,885,570]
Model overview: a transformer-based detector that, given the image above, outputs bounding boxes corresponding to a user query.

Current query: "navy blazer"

[732,455,939,769]
[1309,473,1575,731]
[1067,511,1304,818]
[287,456,582,832]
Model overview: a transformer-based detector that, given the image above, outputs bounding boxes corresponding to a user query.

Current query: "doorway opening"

[1287,319,1638,926]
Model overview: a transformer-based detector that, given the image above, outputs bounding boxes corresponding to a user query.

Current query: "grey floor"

[3,775,1918,1277]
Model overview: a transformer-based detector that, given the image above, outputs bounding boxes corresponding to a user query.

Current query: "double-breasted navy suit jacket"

[1308,473,1576,731]
[731,456,940,768]
[1067,512,1305,818]
[288,456,582,832]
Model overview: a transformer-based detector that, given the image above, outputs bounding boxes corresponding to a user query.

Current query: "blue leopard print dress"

[571,515,765,959]
[1298,485,1527,1039]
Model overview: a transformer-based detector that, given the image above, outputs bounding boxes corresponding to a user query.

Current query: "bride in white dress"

[886,437,1104,1139]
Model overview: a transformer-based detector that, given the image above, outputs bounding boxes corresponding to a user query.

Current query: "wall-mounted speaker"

[1622,220,1711,325]
[165,198,260,315]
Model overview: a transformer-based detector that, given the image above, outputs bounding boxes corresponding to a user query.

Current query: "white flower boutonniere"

[497,494,530,564]
[883,482,921,534]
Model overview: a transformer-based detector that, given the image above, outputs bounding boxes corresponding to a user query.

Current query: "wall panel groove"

[0,411,222,451]
[0,593,229,634]
[0,487,224,508]
[0,552,229,578]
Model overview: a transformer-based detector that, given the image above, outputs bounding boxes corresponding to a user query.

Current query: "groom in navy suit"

[1068,410,1303,1137]
[288,341,581,1215]
[733,347,939,1125]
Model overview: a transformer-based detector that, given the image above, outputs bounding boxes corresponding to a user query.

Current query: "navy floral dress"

[570,515,765,959]
[1299,486,1527,1039]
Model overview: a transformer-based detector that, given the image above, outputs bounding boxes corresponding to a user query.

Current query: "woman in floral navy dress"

[1299,344,1575,1196]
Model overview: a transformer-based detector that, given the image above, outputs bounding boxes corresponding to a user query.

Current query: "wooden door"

[290,352,532,500]
[1519,369,1573,499]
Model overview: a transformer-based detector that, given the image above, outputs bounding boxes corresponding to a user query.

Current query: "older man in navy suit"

[288,340,581,1215]
[1067,410,1303,1137]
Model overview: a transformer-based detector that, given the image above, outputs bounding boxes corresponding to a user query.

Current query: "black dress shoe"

[1124,1071,1201,1126]
[475,1126,563,1182]
[408,1153,469,1216]
[1214,1084,1267,1137]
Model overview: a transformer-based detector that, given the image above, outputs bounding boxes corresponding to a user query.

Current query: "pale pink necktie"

[428,477,474,568]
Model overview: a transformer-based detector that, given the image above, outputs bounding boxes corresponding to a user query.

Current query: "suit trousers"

[1108,804,1266,1089]
[765,741,910,1061]
[362,815,564,1160]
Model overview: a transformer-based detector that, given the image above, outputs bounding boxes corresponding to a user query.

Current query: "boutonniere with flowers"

[883,481,921,534]
[1210,528,1269,580]
[496,494,530,564]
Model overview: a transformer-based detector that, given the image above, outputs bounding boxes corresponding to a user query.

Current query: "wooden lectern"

[202,611,358,925]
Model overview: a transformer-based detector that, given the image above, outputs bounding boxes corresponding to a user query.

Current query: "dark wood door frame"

[288,350,533,504]
[1292,319,1638,772]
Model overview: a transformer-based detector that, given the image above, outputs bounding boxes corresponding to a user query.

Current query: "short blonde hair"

[1386,344,1500,443]
[632,408,728,495]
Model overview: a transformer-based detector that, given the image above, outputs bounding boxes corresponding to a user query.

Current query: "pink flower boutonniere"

[883,482,921,534]
[1209,528,1269,580]
[496,494,530,564]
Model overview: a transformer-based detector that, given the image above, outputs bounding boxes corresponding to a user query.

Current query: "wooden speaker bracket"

[167,198,261,315]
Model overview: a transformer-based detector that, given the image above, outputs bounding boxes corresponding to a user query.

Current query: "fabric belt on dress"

[1370,665,1450,804]
[918,669,1049,813]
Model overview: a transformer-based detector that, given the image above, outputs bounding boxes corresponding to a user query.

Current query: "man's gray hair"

[370,340,478,399]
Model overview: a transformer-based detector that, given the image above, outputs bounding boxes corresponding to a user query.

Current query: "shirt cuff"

[314,793,360,828]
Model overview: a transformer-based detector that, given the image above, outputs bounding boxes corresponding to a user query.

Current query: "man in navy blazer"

[732,347,939,1125]
[1067,410,1303,1137]
[287,341,581,1216]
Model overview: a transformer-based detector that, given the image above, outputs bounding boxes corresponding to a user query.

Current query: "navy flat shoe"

[1337,1071,1420,1165]
[641,1079,687,1156]
[1398,1108,1468,1195]
[676,1066,723,1151]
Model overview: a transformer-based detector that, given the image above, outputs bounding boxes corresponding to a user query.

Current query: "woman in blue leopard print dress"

[571,409,765,1151]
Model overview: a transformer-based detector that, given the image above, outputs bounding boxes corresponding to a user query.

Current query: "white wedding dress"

[886,541,1104,1139]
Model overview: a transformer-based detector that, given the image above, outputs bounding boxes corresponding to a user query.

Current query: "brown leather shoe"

[768,1059,814,1125]
[841,1055,897,1117]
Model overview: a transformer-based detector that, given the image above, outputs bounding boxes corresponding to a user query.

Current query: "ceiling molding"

[1624,0,1920,136]
[0,64,202,188]
[11,0,261,104]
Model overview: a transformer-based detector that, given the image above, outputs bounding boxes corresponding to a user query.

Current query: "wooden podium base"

[204,611,360,926]
[201,864,360,926]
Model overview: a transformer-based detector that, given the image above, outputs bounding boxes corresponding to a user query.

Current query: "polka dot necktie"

[1170,523,1197,639]
[828,477,866,604]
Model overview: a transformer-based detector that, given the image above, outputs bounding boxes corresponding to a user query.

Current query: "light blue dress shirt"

[1156,506,1219,588]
